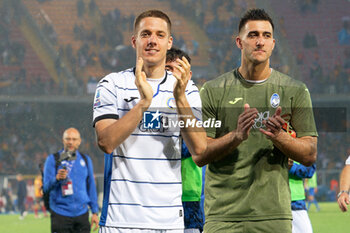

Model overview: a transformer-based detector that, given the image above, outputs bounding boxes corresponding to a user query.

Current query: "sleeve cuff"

[345,155,350,165]
[289,163,297,175]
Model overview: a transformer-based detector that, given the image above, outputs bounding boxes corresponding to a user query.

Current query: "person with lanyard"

[43,127,99,233]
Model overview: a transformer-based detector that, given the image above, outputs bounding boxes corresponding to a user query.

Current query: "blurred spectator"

[88,0,97,15]
[309,52,323,91]
[1,185,14,213]
[33,172,48,218]
[338,18,350,45]
[55,57,62,76]
[173,35,186,52]
[42,23,57,44]
[298,0,319,14]
[86,76,97,94]
[296,51,304,65]
[303,32,318,48]
[329,179,339,202]
[73,24,86,41]
[76,0,85,18]
[190,39,199,56]
[328,62,348,93]
[26,180,35,212]
[343,47,350,69]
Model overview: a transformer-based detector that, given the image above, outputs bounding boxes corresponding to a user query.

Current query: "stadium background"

[0,0,349,217]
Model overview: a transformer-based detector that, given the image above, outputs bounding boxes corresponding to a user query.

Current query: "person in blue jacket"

[43,127,99,233]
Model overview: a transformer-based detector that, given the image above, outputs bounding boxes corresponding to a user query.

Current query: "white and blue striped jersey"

[93,68,202,230]
[346,155,350,165]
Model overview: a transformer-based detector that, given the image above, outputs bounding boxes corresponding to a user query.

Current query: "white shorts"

[99,227,184,233]
[184,229,200,233]
[292,210,313,233]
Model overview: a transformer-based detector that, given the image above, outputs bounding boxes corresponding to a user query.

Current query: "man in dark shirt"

[16,174,27,220]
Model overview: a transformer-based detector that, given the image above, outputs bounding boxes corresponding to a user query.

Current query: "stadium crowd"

[0,104,103,175]
[1,0,349,95]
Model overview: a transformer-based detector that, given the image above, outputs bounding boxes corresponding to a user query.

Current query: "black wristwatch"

[337,190,349,199]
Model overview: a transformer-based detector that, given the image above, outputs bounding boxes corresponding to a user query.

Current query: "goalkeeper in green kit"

[197,8,318,233]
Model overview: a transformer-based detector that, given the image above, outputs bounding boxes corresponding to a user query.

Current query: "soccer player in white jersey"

[93,10,207,233]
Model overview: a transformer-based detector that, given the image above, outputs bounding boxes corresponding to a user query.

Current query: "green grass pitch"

[309,202,350,233]
[0,202,349,233]
[0,213,98,233]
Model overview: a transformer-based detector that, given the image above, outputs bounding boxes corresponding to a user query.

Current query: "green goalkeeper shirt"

[200,68,318,222]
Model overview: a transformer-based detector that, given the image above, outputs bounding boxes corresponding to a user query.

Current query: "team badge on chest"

[270,93,280,108]
[167,97,176,109]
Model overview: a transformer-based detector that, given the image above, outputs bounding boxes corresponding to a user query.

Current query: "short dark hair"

[134,9,172,34]
[239,8,274,33]
[166,47,191,64]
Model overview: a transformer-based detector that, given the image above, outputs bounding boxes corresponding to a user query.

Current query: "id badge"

[61,180,74,196]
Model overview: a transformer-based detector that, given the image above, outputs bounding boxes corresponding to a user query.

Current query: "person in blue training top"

[306,172,320,212]
[201,165,206,224]
[166,47,204,232]
[43,127,99,233]
[289,159,316,233]
[180,141,204,232]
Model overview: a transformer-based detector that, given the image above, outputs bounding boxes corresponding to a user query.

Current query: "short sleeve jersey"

[93,68,201,229]
[200,68,317,222]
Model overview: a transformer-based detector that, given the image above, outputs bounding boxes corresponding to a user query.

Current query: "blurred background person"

[166,47,204,233]
[16,174,27,220]
[33,170,48,218]
[43,127,99,233]
[289,159,316,233]
[1,183,14,214]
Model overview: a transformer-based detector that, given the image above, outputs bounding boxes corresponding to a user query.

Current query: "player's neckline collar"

[132,67,168,84]
[236,68,273,84]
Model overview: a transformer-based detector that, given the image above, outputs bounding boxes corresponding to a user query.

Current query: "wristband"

[337,190,349,199]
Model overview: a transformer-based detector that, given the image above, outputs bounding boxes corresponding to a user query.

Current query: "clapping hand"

[173,56,191,100]
[260,106,285,139]
[135,57,153,107]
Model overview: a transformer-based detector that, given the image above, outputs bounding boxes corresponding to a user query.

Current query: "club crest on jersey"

[270,93,280,108]
[94,89,101,107]
[167,97,176,109]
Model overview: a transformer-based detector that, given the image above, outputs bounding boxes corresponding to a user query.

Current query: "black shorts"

[51,210,90,233]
